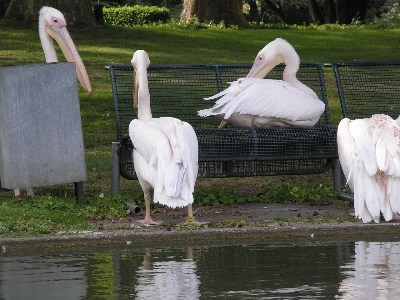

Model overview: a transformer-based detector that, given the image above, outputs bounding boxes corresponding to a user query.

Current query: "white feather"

[337,114,400,223]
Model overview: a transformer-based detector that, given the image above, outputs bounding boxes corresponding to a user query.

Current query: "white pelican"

[198,38,325,128]
[129,50,201,225]
[337,114,400,223]
[13,6,92,199]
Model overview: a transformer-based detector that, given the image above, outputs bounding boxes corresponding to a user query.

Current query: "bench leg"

[74,181,84,201]
[111,142,121,195]
[332,159,343,193]
[332,159,354,201]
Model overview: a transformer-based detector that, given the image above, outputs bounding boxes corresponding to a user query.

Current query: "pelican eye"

[51,17,61,26]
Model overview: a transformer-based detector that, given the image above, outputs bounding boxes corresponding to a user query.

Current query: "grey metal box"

[0,63,86,189]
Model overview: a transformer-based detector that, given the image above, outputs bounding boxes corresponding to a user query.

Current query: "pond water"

[1,237,400,299]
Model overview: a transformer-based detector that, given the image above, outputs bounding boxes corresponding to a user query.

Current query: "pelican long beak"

[46,25,92,95]
[246,59,275,78]
[246,53,285,79]
[133,70,139,110]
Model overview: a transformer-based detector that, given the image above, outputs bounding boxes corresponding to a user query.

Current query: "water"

[1,238,400,299]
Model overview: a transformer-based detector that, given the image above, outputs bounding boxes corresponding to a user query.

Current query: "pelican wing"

[338,118,365,219]
[348,118,378,176]
[368,115,400,176]
[129,119,173,194]
[337,118,356,189]
[337,118,381,223]
[387,176,400,215]
[157,117,199,195]
[198,78,325,121]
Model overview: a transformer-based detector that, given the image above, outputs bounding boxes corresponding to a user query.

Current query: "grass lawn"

[0,23,399,236]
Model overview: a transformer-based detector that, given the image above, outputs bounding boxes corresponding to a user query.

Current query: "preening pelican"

[198,38,325,128]
[129,50,201,225]
[337,114,400,223]
[13,6,92,199]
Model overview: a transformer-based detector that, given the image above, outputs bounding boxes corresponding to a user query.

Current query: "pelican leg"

[218,120,228,128]
[13,189,21,200]
[185,204,208,225]
[137,192,162,225]
[14,188,35,199]
[26,187,35,198]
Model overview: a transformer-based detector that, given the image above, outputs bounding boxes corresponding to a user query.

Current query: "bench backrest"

[106,63,330,141]
[329,61,400,119]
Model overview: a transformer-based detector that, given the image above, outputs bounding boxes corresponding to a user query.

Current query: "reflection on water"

[0,239,399,299]
[337,241,400,299]
[135,248,199,299]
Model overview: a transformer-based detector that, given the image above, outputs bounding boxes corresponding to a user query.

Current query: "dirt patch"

[106,201,352,229]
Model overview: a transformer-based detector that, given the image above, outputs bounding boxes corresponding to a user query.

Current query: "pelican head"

[39,6,92,95]
[131,50,150,109]
[246,38,299,79]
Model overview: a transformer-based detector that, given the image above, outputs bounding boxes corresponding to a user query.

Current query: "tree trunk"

[247,0,259,22]
[0,0,11,17]
[4,0,96,27]
[181,0,249,28]
[309,0,370,25]
[324,0,336,23]
[263,0,286,23]
[308,0,325,24]
[336,0,370,24]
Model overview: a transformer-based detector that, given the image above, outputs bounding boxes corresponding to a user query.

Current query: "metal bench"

[105,63,340,194]
[328,60,400,199]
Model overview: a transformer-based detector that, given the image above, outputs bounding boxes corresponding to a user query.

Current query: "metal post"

[332,159,343,193]
[111,142,121,195]
[74,181,84,201]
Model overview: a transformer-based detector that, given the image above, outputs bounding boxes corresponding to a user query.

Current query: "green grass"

[0,22,399,236]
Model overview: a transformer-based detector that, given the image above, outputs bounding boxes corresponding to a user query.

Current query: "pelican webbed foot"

[136,218,163,226]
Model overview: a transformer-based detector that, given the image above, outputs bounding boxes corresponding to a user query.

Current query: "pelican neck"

[136,68,152,121]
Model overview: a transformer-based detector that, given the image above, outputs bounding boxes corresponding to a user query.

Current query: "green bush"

[103,5,170,26]
[381,3,400,23]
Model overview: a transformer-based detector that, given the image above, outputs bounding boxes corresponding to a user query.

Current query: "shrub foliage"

[103,5,170,26]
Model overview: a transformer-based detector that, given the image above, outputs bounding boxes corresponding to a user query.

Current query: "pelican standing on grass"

[198,38,325,128]
[13,6,92,199]
[129,50,202,225]
[337,114,400,223]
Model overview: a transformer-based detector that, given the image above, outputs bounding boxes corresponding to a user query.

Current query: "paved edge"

[1,222,399,253]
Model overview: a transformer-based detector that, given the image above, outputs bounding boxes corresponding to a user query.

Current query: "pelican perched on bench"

[13,6,92,199]
[337,114,400,223]
[129,50,202,225]
[198,38,325,128]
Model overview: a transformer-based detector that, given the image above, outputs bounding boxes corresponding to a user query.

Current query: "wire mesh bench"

[328,61,400,119]
[327,60,400,199]
[105,63,339,194]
